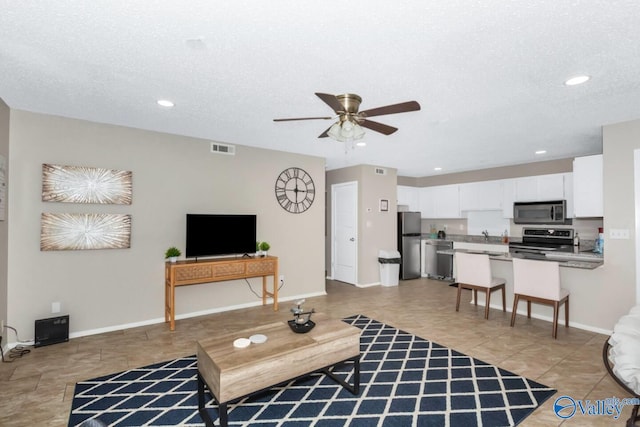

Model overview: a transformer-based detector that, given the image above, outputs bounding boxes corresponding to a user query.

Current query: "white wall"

[0,99,9,336]
[601,119,640,320]
[6,110,326,340]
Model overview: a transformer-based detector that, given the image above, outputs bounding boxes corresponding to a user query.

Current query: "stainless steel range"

[509,228,574,259]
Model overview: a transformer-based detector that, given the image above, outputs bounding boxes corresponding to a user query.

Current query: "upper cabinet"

[398,170,576,220]
[418,187,436,218]
[397,185,420,212]
[418,185,461,218]
[502,179,516,218]
[514,173,566,202]
[434,184,461,218]
[459,180,503,211]
[572,154,603,217]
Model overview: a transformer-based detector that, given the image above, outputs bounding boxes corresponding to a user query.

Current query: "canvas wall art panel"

[41,213,132,251]
[42,164,132,204]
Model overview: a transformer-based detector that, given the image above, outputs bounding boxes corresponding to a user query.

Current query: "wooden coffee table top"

[197,314,360,403]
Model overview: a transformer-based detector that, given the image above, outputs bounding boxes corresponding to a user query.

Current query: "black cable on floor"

[1,325,32,363]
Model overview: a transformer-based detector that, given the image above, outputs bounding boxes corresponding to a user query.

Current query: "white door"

[332,181,358,284]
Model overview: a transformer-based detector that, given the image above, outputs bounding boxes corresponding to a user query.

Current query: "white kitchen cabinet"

[434,184,461,218]
[397,185,420,212]
[419,185,460,218]
[515,173,565,202]
[538,174,566,199]
[459,180,503,211]
[573,154,603,217]
[563,172,574,218]
[418,187,436,218]
[502,179,516,218]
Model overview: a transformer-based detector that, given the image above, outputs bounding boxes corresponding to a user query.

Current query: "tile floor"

[0,277,633,426]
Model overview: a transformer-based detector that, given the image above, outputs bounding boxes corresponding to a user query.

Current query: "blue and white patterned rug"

[69,315,555,426]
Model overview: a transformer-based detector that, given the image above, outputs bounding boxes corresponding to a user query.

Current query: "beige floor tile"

[0,277,625,426]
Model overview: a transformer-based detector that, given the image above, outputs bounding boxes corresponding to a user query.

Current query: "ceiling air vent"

[210,142,235,155]
[374,167,387,175]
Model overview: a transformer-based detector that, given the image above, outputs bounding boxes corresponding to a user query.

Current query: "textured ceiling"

[1,1,639,177]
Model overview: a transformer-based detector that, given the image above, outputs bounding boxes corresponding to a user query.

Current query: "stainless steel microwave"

[513,200,568,224]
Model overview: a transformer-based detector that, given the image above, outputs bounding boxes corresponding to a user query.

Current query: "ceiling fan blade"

[359,101,421,118]
[318,126,332,138]
[315,92,344,113]
[273,116,333,122]
[359,119,398,135]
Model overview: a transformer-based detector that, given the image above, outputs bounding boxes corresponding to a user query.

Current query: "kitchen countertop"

[426,234,603,270]
[441,248,603,270]
[421,234,517,245]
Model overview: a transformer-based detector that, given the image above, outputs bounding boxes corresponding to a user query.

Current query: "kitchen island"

[450,250,606,333]
[424,233,607,333]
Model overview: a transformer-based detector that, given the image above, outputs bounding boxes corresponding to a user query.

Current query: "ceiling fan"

[273,93,421,141]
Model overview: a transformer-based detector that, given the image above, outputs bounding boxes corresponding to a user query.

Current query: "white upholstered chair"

[511,257,569,339]
[454,252,506,319]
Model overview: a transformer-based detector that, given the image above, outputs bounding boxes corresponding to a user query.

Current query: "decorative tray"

[287,319,315,334]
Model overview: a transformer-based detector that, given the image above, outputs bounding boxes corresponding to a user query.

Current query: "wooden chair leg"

[473,289,478,306]
[456,284,462,312]
[501,286,506,312]
[565,296,569,328]
[484,289,491,319]
[552,301,559,339]
[510,294,519,327]
[527,300,531,318]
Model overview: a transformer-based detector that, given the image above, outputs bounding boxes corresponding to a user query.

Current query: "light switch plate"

[610,229,630,239]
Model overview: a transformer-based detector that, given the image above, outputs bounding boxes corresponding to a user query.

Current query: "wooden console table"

[165,256,278,331]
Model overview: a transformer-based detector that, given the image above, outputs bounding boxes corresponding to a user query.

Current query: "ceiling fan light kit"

[327,118,366,142]
[274,92,421,143]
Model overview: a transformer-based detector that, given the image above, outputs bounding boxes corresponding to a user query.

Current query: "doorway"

[331,181,358,285]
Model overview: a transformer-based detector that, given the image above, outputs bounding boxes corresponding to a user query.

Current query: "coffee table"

[196,314,361,427]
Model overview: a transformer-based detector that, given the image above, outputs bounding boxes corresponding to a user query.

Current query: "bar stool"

[454,252,506,319]
[511,257,569,339]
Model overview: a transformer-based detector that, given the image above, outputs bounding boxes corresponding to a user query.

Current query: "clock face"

[275,167,315,213]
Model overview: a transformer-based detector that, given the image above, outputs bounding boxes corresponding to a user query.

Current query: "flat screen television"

[185,214,257,258]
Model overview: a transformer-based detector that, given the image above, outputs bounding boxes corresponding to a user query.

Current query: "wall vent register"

[34,314,69,347]
[210,142,236,155]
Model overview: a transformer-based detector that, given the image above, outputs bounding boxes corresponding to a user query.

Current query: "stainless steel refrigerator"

[397,211,422,279]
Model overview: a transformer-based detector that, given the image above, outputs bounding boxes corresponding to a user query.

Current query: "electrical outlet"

[52,301,61,313]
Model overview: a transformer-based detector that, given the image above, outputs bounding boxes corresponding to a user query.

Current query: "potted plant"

[165,247,181,263]
[258,241,270,257]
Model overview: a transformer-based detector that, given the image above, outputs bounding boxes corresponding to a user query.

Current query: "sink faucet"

[482,230,489,241]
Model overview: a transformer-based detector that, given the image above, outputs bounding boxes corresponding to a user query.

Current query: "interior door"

[332,181,358,284]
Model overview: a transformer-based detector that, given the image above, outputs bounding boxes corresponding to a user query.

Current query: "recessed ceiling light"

[535,150,547,155]
[157,99,174,108]
[434,167,442,171]
[564,75,590,86]
[356,141,366,147]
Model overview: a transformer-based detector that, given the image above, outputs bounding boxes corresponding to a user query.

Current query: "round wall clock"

[275,167,315,214]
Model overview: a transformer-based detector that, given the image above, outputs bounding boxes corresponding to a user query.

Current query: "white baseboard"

[325,274,380,288]
[355,282,380,288]
[67,291,327,341]
[483,301,612,335]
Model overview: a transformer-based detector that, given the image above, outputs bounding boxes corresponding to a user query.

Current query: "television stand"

[165,256,279,331]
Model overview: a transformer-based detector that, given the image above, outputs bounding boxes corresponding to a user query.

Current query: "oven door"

[508,245,551,260]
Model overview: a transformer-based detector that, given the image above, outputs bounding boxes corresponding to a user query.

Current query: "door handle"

[349,238,355,241]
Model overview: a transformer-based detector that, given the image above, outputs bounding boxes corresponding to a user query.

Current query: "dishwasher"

[424,240,454,280]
